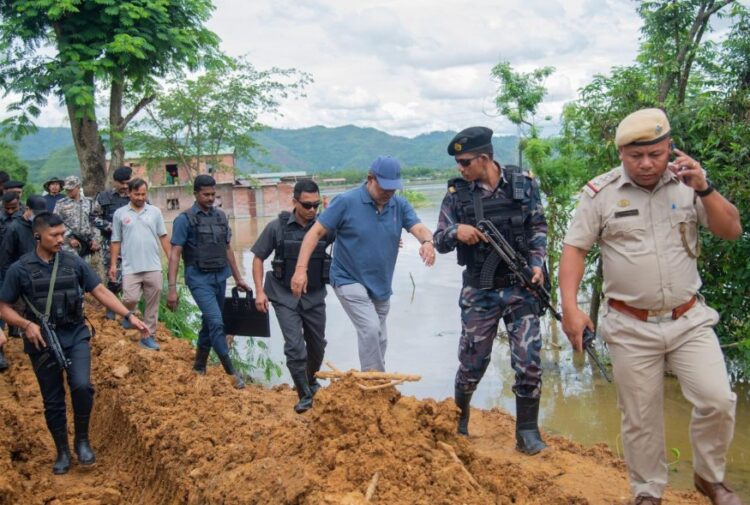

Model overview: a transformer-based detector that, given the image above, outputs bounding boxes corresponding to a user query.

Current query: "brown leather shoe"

[634,496,662,505]
[694,472,743,505]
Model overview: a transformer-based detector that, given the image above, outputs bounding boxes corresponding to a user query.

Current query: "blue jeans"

[186,267,229,357]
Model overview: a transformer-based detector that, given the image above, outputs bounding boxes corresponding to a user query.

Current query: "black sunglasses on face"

[297,200,321,210]
[456,155,482,167]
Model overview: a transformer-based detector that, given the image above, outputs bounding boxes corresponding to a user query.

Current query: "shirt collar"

[358,182,395,208]
[616,165,679,190]
[191,202,214,215]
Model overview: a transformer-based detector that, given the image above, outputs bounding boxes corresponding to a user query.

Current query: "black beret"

[26,195,48,213]
[4,180,25,189]
[113,166,133,182]
[447,126,494,156]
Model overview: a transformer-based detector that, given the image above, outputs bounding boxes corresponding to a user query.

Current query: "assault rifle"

[475,219,612,382]
[69,230,94,257]
[21,295,71,370]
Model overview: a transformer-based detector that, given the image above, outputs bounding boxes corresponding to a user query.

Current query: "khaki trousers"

[599,298,736,499]
[122,271,163,337]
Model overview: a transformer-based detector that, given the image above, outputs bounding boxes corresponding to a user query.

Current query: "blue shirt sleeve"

[398,196,420,231]
[0,263,24,304]
[171,213,189,247]
[317,194,348,232]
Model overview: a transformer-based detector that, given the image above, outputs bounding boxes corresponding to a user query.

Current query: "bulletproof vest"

[452,165,530,278]
[181,208,229,272]
[271,211,331,290]
[22,252,84,327]
[97,190,130,223]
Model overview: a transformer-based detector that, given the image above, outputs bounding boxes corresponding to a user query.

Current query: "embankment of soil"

[0,306,707,504]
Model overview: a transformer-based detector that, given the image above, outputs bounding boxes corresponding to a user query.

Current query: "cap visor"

[376,176,402,190]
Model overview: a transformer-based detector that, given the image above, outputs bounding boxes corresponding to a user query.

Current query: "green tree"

[0,0,221,195]
[131,58,311,184]
[0,141,29,183]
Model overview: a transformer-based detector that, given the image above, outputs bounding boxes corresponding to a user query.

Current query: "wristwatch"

[124,311,133,320]
[421,239,434,245]
[695,180,715,198]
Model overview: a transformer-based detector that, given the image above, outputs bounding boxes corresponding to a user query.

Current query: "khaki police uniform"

[564,165,737,499]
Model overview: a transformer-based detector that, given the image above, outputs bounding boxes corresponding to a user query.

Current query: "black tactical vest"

[181,208,229,272]
[452,166,531,280]
[271,211,331,289]
[22,252,84,327]
[97,190,130,223]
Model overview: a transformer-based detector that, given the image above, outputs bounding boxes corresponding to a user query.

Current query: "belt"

[608,296,697,322]
[463,271,516,289]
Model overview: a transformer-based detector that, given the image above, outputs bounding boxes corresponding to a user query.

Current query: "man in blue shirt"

[166,175,251,389]
[291,156,435,372]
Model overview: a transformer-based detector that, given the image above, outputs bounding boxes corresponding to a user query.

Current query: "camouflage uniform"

[54,196,101,257]
[91,189,130,290]
[434,164,548,399]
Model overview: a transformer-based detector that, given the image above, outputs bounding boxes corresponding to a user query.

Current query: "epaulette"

[582,169,621,198]
[447,177,468,194]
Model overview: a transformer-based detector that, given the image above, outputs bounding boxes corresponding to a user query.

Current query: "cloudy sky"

[6,0,735,138]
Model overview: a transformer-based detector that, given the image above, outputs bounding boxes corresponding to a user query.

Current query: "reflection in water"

[220,187,748,500]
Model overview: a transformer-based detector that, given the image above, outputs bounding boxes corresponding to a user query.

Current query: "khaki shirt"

[564,166,707,310]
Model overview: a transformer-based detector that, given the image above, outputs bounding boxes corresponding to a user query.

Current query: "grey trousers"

[334,283,390,372]
[272,301,326,379]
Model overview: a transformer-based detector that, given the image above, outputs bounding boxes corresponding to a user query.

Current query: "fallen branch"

[316,370,421,382]
[437,441,479,489]
[357,379,406,391]
[325,360,342,373]
[365,471,380,502]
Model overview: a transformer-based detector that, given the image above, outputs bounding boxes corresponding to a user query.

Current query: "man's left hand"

[530,266,544,285]
[669,148,709,191]
[419,241,436,266]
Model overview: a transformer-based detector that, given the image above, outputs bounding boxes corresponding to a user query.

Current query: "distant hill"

[10,125,519,180]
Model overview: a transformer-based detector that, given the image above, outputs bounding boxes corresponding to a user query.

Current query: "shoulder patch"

[582,169,621,198]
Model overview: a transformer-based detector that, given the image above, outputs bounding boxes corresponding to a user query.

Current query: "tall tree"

[0,0,221,195]
[131,58,311,184]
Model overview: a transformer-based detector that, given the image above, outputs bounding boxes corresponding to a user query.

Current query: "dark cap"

[26,195,47,213]
[447,126,494,156]
[113,166,133,182]
[4,180,25,190]
[43,176,65,191]
[369,155,403,190]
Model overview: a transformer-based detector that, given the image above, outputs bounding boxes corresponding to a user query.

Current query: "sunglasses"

[296,200,321,210]
[456,155,483,167]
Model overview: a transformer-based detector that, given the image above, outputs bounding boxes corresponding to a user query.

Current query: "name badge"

[614,209,639,218]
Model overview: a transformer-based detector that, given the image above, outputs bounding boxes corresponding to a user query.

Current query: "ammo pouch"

[278,240,330,290]
[462,270,517,290]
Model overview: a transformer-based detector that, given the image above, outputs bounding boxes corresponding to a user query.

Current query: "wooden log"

[325,360,342,373]
[315,370,421,381]
[437,441,479,489]
[357,379,406,391]
[365,471,380,502]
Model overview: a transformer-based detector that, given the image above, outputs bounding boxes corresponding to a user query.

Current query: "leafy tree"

[0,141,29,183]
[0,0,221,195]
[131,58,311,184]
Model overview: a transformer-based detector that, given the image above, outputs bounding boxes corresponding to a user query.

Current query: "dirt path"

[0,310,710,504]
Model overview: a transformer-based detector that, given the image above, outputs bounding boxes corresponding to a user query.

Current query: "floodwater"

[223,184,748,500]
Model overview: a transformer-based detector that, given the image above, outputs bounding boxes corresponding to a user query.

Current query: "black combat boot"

[454,387,473,436]
[51,430,71,475]
[0,347,8,372]
[515,396,547,455]
[307,361,322,396]
[193,347,210,375]
[218,354,245,389]
[73,415,96,466]
[290,370,313,414]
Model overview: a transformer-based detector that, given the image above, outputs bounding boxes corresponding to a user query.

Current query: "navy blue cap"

[369,155,402,190]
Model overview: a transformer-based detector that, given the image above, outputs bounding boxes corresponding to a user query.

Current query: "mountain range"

[10,125,519,184]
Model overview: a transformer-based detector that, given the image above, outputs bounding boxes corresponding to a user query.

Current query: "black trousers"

[29,339,94,435]
[272,302,326,377]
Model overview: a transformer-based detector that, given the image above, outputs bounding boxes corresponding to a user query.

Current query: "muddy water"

[224,185,748,500]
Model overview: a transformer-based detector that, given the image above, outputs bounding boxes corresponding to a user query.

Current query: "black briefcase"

[222,287,270,337]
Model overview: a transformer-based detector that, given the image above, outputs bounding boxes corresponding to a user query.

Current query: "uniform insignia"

[448,186,456,193]
[454,143,463,152]
[618,199,630,207]
[655,124,663,134]
[582,169,621,198]
[527,170,535,179]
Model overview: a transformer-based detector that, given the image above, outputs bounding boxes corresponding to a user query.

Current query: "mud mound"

[0,307,708,504]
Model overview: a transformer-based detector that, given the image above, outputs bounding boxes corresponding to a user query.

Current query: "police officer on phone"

[251,180,334,413]
[0,212,148,475]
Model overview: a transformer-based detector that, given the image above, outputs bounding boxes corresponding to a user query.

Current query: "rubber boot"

[193,347,210,375]
[454,387,473,436]
[307,361,322,396]
[218,354,245,389]
[515,396,547,455]
[73,415,96,466]
[0,347,8,372]
[291,370,313,414]
[51,430,71,475]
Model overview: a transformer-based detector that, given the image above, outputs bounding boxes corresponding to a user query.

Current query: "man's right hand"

[69,238,80,249]
[255,290,269,313]
[166,287,179,311]
[456,224,487,245]
[24,322,46,351]
[561,306,594,352]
